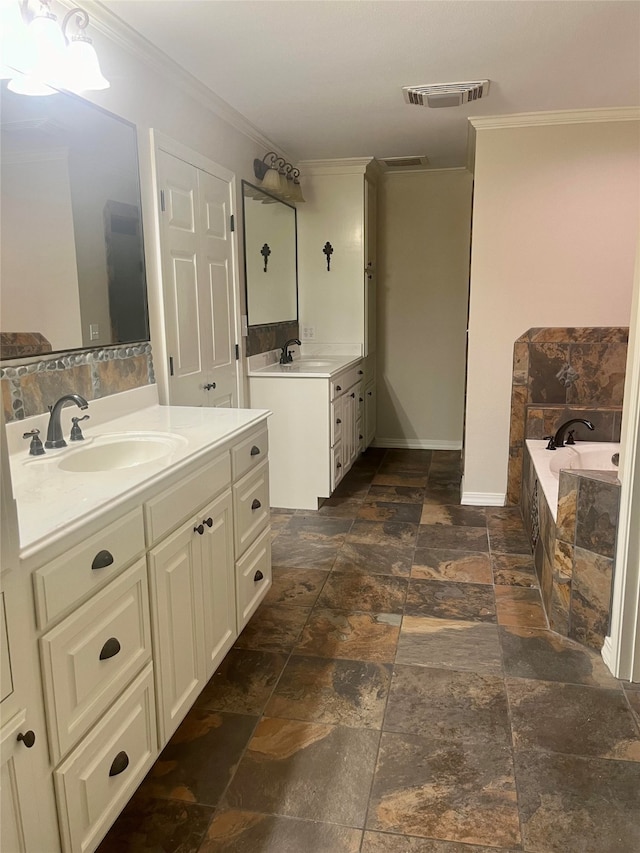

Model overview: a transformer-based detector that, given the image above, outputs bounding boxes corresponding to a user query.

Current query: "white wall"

[376,168,473,448]
[464,117,640,503]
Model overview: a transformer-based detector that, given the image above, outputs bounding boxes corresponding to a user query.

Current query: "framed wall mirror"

[0,83,149,360]
[242,180,298,326]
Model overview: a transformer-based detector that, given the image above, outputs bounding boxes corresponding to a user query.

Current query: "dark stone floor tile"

[265,655,392,727]
[499,626,618,687]
[271,533,341,570]
[396,616,502,675]
[316,496,365,518]
[624,683,640,725]
[411,549,493,584]
[223,718,379,826]
[427,472,463,488]
[384,665,510,746]
[485,507,526,529]
[295,608,401,662]
[368,484,427,504]
[423,485,463,506]
[270,510,295,533]
[495,586,547,628]
[333,541,415,577]
[488,527,532,555]
[515,749,640,852]
[507,678,640,760]
[405,579,496,622]
[196,649,287,715]
[366,731,520,847]
[137,710,257,807]
[361,832,520,852]
[318,571,408,614]
[491,553,539,587]
[382,448,434,469]
[419,505,487,527]
[333,471,376,499]
[234,604,310,652]
[373,472,430,488]
[285,514,354,539]
[358,500,423,524]
[97,794,214,853]
[263,567,328,607]
[348,519,419,547]
[200,810,362,853]
[417,525,489,553]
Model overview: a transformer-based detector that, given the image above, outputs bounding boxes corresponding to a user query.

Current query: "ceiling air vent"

[402,80,490,109]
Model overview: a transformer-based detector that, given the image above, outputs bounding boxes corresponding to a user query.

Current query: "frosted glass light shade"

[65,37,109,91]
[261,166,281,192]
[8,9,68,93]
[0,0,33,77]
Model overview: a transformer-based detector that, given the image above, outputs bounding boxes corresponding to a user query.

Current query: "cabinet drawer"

[33,507,145,630]
[231,426,269,481]
[145,452,230,545]
[54,664,157,853]
[233,460,270,556]
[40,559,151,764]
[330,363,363,400]
[236,526,272,630]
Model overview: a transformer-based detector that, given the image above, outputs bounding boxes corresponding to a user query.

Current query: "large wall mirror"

[0,83,149,360]
[242,180,297,326]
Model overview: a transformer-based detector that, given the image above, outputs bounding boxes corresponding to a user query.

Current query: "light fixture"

[2,0,109,96]
[253,151,305,203]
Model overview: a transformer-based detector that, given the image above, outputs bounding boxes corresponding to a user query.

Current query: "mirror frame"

[0,85,150,362]
[241,180,298,328]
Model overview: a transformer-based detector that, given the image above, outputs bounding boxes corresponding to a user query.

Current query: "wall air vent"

[380,155,430,171]
[402,80,490,109]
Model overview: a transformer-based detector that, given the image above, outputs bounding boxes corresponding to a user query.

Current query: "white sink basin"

[292,359,335,368]
[57,433,187,473]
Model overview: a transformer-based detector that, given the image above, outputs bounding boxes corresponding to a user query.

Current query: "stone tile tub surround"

[507,327,627,505]
[1,343,155,423]
[521,440,621,650]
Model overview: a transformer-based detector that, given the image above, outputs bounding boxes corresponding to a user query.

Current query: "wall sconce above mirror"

[253,152,305,203]
[242,181,298,327]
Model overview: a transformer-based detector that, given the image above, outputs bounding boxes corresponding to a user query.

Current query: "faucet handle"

[23,428,45,456]
[543,435,557,451]
[565,430,575,445]
[70,415,90,442]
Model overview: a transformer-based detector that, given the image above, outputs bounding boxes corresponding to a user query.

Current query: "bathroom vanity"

[1,390,271,853]
[248,354,365,509]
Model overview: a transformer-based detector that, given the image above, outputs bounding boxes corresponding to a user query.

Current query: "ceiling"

[101,0,640,168]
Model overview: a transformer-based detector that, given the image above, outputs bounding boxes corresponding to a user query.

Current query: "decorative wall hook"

[323,242,334,271]
[260,243,271,272]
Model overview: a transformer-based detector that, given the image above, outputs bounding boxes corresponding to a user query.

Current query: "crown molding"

[299,157,375,176]
[83,1,291,160]
[469,107,640,131]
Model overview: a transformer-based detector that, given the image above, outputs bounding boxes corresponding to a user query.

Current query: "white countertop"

[247,354,361,378]
[9,401,269,559]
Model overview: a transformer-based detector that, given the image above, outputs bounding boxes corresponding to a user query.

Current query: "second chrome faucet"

[45,394,89,448]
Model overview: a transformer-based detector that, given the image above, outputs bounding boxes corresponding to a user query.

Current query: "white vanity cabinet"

[3,407,271,853]
[249,360,362,509]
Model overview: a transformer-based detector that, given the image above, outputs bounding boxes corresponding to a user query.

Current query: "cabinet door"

[365,381,376,448]
[198,491,236,681]
[148,520,205,746]
[1,709,58,853]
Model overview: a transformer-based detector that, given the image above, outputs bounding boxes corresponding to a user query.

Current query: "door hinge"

[169,356,174,376]
[235,343,240,360]
[230,214,235,232]
[160,189,165,212]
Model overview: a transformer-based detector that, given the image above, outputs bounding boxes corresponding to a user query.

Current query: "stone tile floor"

[99,449,640,853]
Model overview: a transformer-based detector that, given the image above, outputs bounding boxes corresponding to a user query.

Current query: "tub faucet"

[279,338,301,364]
[545,418,595,450]
[45,394,89,449]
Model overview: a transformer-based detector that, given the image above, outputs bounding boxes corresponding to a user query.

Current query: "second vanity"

[4,388,271,853]
[248,353,367,509]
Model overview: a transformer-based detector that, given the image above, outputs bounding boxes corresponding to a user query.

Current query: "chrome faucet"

[279,338,301,364]
[45,394,89,448]
[545,418,595,450]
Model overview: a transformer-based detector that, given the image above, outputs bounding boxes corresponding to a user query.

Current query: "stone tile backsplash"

[507,327,627,504]
[1,343,155,423]
[247,321,300,357]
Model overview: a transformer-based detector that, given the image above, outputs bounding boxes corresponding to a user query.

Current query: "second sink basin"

[57,433,187,473]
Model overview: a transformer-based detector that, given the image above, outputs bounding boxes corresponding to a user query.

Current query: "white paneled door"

[157,148,239,407]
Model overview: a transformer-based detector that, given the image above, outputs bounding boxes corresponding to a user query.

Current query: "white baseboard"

[371,438,462,451]
[461,491,506,506]
[601,635,614,674]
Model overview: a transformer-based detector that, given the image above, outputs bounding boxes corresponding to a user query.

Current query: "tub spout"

[546,418,595,450]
